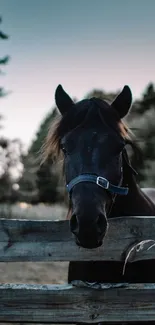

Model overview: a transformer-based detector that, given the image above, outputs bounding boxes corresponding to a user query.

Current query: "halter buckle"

[96,176,109,190]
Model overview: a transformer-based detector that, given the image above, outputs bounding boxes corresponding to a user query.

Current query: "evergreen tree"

[127,83,155,186]
[0,17,10,98]
[29,108,58,155]
[19,108,63,203]
[0,138,24,202]
[85,88,118,102]
[0,17,14,202]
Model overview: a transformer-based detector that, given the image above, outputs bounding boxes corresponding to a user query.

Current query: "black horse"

[43,84,155,287]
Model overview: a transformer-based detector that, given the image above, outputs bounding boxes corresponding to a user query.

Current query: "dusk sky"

[1,0,155,149]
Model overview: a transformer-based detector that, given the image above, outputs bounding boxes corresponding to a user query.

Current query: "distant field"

[0,202,68,220]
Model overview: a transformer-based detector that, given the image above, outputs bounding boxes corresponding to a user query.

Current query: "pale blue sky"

[1,0,155,149]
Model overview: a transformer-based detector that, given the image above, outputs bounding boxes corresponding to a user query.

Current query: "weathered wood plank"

[0,217,154,262]
[0,283,155,323]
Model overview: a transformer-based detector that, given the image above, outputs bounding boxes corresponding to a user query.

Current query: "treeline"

[1,83,155,204]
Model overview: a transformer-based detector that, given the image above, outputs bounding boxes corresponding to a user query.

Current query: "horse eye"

[61,146,68,155]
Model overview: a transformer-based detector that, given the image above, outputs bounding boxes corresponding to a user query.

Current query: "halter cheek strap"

[67,174,129,195]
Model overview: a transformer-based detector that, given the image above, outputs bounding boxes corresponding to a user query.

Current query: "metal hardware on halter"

[96,176,109,189]
[66,174,129,196]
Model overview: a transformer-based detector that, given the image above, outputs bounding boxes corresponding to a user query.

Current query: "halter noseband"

[67,174,129,195]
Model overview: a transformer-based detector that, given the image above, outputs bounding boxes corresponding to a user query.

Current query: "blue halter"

[67,174,129,196]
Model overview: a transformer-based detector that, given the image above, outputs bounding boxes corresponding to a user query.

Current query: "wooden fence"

[0,216,155,323]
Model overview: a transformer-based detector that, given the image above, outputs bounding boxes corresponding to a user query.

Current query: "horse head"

[45,85,133,248]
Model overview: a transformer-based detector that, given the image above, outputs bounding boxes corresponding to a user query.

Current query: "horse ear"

[112,85,132,118]
[55,85,74,115]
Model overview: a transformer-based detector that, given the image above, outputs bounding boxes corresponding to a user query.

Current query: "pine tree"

[19,108,64,203]
[0,17,10,98]
[127,83,155,186]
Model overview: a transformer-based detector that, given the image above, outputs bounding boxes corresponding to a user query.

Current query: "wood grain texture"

[0,283,155,323]
[0,217,155,262]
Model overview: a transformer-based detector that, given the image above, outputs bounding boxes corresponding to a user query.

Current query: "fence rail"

[0,282,155,323]
[1,216,155,323]
[0,216,155,262]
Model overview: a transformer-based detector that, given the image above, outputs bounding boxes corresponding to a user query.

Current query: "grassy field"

[0,202,68,220]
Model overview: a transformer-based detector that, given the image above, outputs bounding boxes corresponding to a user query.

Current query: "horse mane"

[41,116,62,163]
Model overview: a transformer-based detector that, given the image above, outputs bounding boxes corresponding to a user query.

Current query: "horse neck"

[110,172,155,217]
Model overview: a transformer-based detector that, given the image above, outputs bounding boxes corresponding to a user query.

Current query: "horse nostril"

[96,214,108,235]
[70,214,79,235]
